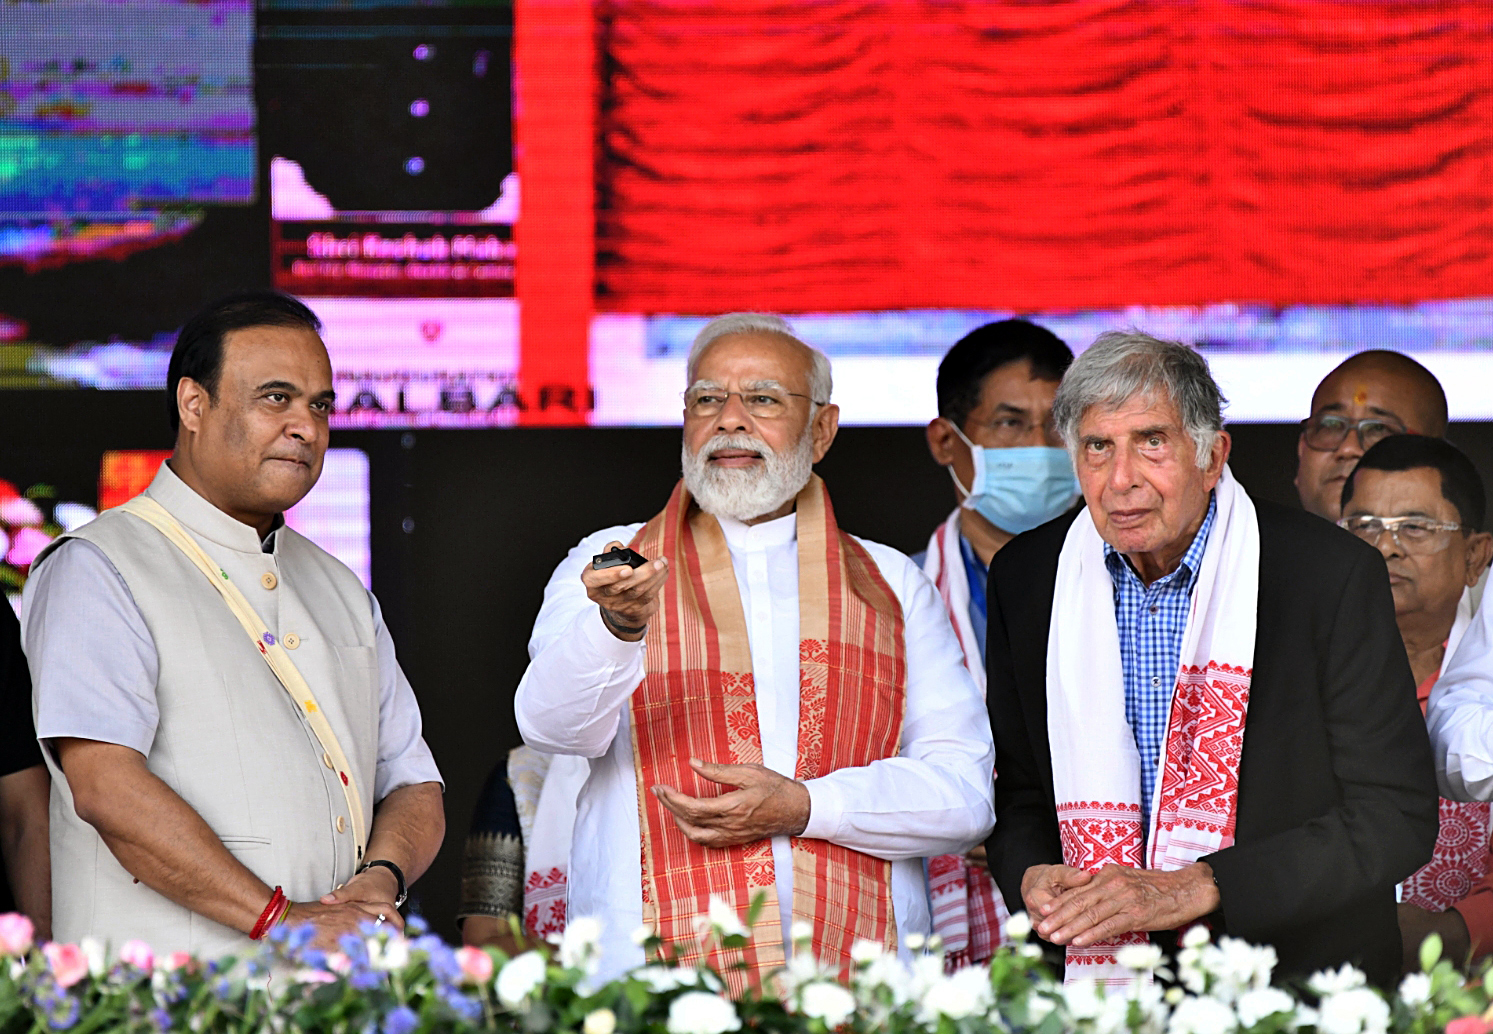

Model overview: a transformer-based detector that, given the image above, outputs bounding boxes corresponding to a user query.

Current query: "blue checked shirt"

[1104,492,1217,839]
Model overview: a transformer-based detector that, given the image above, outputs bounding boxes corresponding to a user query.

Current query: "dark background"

[11,390,1493,941]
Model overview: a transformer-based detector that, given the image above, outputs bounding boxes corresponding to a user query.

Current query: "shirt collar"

[1104,491,1217,590]
[716,509,798,552]
[144,460,285,555]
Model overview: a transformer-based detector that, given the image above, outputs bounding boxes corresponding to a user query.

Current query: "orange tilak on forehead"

[1353,389,1369,406]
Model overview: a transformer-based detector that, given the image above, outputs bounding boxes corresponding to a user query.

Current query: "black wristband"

[357,859,408,909]
[601,607,648,637]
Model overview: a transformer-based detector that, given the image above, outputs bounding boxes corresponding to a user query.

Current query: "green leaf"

[1420,932,1444,973]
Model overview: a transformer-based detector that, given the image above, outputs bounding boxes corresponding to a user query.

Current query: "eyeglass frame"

[1298,413,1411,453]
[1335,513,1465,555]
[681,387,829,418]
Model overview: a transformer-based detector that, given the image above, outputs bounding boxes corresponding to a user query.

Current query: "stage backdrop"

[3,1,1493,426]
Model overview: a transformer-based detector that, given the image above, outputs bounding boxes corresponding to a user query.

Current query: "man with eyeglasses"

[916,319,1076,969]
[1295,350,1448,521]
[514,312,995,986]
[1339,435,1493,971]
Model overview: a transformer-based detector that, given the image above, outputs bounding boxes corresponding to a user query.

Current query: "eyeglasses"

[1299,414,1408,452]
[1337,515,1463,555]
[683,389,826,419]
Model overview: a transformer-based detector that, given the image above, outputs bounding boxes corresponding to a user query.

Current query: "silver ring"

[376,914,386,924]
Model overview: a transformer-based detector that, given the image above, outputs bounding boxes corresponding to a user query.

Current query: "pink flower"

[43,943,89,988]
[326,951,352,975]
[5,527,53,569]
[455,945,494,984]
[1446,1019,1492,1034]
[118,940,153,971]
[0,914,34,956]
[157,951,192,973]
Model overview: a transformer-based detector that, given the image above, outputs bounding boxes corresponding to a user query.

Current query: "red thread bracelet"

[250,887,287,940]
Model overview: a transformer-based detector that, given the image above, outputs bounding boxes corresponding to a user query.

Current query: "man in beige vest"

[23,292,444,956]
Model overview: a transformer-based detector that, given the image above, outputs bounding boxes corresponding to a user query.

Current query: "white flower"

[855,953,914,1005]
[584,1008,618,1034]
[791,920,814,944]
[1309,965,1368,996]
[800,982,857,1028]
[1397,972,1432,1007]
[1006,912,1033,941]
[1063,978,1105,1021]
[1214,938,1277,995]
[708,896,747,937]
[1237,987,1297,1028]
[636,966,694,993]
[1117,943,1165,971]
[666,991,742,1034]
[906,932,926,952]
[1027,994,1058,1023]
[1168,996,1237,1034]
[495,951,548,1009]
[1316,989,1389,1034]
[1182,925,1212,949]
[369,935,410,971]
[1019,943,1044,960]
[1165,988,1185,1006]
[631,924,654,947]
[560,916,604,971]
[850,939,884,965]
[919,968,993,1021]
[80,937,107,977]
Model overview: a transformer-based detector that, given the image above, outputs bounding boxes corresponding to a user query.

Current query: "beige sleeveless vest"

[33,464,380,957]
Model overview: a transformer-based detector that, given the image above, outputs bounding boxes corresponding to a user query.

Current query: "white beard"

[681,430,814,523]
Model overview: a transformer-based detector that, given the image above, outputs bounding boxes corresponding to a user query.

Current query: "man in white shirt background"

[514,312,995,985]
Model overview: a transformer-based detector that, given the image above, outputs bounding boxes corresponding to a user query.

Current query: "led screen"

[4,3,1492,428]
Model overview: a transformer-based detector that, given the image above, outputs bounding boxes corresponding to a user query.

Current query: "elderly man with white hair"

[984,331,1438,988]
[515,313,994,985]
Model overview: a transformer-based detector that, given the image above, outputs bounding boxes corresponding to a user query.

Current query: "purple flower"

[382,1005,419,1034]
[438,986,482,1023]
[47,994,80,1030]
[405,915,429,936]
[150,1009,172,1032]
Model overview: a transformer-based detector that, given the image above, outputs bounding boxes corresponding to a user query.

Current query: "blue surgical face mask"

[946,420,1081,535]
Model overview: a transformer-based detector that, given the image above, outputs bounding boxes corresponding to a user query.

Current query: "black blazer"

[984,499,1439,987]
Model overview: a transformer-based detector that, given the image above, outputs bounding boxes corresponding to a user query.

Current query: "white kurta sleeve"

[1428,598,1493,801]
[514,525,648,757]
[798,541,996,859]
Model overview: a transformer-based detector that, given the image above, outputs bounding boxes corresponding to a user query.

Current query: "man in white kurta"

[514,314,994,982]
[23,293,444,955]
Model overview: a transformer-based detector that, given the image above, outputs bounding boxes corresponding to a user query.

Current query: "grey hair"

[686,312,833,404]
[1052,331,1227,469]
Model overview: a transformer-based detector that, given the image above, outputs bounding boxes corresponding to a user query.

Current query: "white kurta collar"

[716,509,798,552]
[144,460,282,555]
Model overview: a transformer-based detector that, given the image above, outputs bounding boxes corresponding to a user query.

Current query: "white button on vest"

[336,816,346,834]
[322,752,334,770]
[261,572,278,590]
[284,633,301,650]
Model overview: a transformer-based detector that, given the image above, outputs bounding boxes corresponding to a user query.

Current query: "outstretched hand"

[580,541,669,641]
[652,759,810,848]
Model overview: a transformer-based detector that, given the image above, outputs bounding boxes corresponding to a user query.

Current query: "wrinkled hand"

[1021,864,1093,922]
[581,541,670,641]
[1398,903,1470,974]
[1033,861,1220,947]
[653,759,810,848]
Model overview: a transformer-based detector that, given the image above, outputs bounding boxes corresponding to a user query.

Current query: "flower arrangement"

[0,903,1488,1034]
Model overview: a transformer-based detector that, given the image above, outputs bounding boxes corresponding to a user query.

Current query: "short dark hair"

[936,319,1074,430]
[167,292,323,432]
[1342,434,1486,531]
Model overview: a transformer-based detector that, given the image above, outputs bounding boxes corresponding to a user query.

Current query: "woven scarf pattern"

[627,476,905,991]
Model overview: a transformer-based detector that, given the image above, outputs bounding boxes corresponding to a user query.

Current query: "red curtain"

[594,1,1493,313]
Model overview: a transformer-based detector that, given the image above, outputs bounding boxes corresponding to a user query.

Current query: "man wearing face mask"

[917,319,1077,969]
